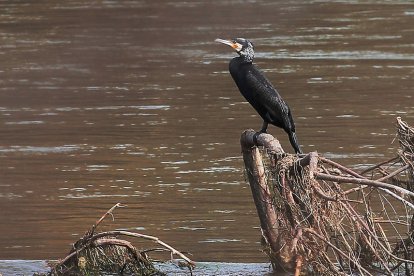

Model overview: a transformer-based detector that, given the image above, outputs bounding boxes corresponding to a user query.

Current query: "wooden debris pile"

[397,117,414,193]
[46,203,195,276]
[241,117,414,275]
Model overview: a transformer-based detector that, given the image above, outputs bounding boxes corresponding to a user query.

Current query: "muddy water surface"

[0,0,413,265]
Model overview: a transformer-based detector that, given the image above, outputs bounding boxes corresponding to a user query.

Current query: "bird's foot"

[254,129,268,144]
[253,132,261,145]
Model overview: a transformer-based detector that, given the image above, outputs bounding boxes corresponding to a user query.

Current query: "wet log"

[240,129,284,155]
[240,129,296,271]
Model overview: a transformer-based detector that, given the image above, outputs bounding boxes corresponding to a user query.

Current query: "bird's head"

[215,38,254,63]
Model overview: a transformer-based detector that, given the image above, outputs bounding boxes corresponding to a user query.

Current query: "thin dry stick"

[319,156,365,178]
[376,164,410,182]
[303,228,373,276]
[93,238,139,256]
[378,188,414,210]
[341,201,414,266]
[93,231,196,267]
[322,173,414,209]
[314,172,414,201]
[360,156,400,175]
[91,203,124,234]
[342,185,367,196]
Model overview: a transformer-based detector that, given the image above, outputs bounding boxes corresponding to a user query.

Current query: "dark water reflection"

[0,0,413,263]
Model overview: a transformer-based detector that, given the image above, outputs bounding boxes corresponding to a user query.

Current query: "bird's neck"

[239,47,254,63]
[229,57,253,81]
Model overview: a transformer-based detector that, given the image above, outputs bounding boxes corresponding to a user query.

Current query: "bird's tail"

[288,132,302,154]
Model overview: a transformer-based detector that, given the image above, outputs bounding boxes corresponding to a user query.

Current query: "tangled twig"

[241,118,414,275]
[49,203,195,275]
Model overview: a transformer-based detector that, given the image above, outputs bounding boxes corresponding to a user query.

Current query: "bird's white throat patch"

[239,46,254,62]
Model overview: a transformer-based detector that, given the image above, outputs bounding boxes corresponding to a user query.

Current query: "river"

[0,0,413,270]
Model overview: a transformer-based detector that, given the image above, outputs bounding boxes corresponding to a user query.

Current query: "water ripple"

[0,145,80,153]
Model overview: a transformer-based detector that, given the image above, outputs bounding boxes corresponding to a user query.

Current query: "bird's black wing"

[245,67,294,131]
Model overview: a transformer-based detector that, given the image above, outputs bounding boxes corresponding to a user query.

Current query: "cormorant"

[215,38,302,154]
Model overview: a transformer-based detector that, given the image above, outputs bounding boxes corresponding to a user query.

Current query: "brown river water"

[0,0,413,267]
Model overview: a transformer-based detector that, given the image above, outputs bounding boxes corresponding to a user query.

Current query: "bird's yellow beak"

[215,38,242,52]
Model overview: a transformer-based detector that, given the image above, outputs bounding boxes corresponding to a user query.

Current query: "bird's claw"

[253,132,261,145]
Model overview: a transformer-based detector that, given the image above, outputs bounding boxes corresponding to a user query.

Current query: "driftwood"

[48,203,195,276]
[241,117,414,275]
[240,131,286,270]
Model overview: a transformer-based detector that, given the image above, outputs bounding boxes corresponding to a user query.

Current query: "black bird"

[215,38,302,154]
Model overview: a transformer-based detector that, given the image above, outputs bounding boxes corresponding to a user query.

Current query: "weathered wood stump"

[240,120,414,275]
[240,129,309,274]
